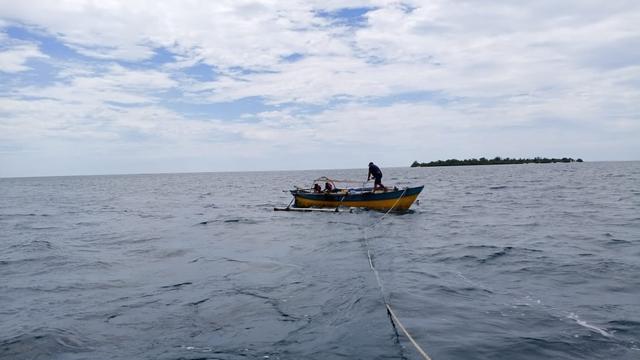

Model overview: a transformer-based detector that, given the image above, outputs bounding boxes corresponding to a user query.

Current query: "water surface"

[1,162,639,359]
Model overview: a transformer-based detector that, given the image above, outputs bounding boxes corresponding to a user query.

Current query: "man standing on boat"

[368,162,386,191]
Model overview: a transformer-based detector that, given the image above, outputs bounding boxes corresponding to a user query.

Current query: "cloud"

[0,63,181,147]
[0,1,342,65]
[0,41,48,73]
[0,1,639,176]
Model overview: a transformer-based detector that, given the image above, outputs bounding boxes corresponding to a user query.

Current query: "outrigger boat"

[277,177,424,212]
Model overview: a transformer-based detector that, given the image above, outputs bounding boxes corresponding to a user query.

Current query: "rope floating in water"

[362,187,433,360]
[386,304,433,360]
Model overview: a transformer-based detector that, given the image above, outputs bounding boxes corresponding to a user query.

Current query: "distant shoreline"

[411,157,583,167]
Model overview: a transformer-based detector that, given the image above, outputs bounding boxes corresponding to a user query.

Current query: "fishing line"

[360,188,434,360]
[454,270,615,338]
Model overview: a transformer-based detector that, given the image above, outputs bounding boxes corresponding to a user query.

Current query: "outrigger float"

[274,177,424,212]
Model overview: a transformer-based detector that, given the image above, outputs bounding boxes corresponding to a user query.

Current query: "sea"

[1,161,639,360]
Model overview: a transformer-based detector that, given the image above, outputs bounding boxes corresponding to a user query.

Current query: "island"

[411,157,583,167]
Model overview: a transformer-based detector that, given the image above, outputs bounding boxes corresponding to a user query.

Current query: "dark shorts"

[374,176,382,186]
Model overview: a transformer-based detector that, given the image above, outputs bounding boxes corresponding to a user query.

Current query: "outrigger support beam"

[273,206,353,213]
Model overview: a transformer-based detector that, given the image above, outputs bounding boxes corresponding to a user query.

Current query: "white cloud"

[0,63,184,150]
[0,1,342,65]
[16,63,176,104]
[0,1,639,176]
[0,42,48,72]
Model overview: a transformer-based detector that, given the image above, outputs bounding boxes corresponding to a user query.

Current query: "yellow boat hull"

[292,186,423,211]
[294,194,420,211]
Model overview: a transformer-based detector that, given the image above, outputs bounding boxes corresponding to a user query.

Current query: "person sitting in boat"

[368,162,386,191]
[313,183,322,193]
[324,182,334,192]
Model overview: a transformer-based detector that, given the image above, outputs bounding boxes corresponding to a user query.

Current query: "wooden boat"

[287,178,424,211]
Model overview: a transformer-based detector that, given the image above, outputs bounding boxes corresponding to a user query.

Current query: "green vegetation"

[411,157,584,167]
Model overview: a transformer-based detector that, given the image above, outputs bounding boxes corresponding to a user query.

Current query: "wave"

[0,213,51,218]
[606,319,640,338]
[567,313,613,337]
[8,240,55,251]
[0,327,91,359]
[197,217,260,225]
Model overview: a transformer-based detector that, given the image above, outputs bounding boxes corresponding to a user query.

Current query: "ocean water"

[1,162,639,360]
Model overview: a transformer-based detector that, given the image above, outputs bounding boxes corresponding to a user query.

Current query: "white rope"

[376,188,407,225]
[361,188,433,360]
[386,304,433,360]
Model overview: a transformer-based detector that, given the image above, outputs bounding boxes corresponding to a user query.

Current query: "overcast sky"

[1,1,639,177]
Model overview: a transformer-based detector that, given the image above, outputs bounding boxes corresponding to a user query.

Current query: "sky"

[1,1,639,177]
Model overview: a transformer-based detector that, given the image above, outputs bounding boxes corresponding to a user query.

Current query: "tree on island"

[411,157,583,167]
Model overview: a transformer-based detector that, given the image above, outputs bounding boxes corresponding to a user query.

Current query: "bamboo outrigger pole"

[273,206,354,213]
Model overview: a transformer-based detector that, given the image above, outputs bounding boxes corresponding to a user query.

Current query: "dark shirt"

[368,164,382,179]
